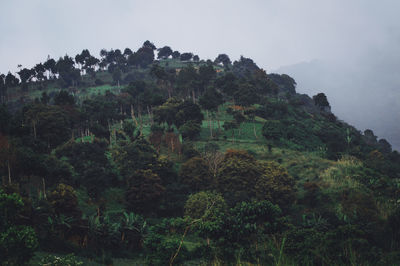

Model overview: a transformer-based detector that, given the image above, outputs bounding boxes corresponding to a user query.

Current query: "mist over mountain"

[277,58,400,151]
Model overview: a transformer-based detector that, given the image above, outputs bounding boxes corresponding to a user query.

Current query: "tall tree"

[43,57,56,79]
[214,54,231,67]
[157,46,173,59]
[0,135,16,184]
[199,87,223,137]
[180,53,193,61]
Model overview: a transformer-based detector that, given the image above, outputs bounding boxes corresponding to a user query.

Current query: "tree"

[25,104,71,148]
[214,54,231,67]
[233,111,246,136]
[233,83,258,107]
[255,161,295,208]
[5,72,19,87]
[179,121,201,141]
[34,63,46,81]
[153,97,181,128]
[172,51,181,59]
[215,72,238,96]
[223,121,239,143]
[175,100,204,128]
[198,63,216,90]
[0,189,38,265]
[81,94,122,128]
[18,68,34,84]
[180,157,213,192]
[56,55,81,87]
[157,46,173,59]
[0,135,16,184]
[112,67,122,86]
[0,74,5,103]
[112,138,158,180]
[180,53,193,61]
[232,56,259,78]
[123,48,133,58]
[48,183,81,218]
[54,90,75,106]
[313,93,330,110]
[245,109,258,139]
[128,46,154,68]
[153,98,203,130]
[122,120,137,141]
[43,57,56,79]
[55,139,115,198]
[268,73,296,94]
[262,120,284,141]
[216,150,262,205]
[199,87,223,137]
[193,55,200,62]
[126,169,165,214]
[176,65,200,100]
[184,191,227,221]
[143,40,156,50]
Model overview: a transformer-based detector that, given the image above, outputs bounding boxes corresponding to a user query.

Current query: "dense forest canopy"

[1,41,400,265]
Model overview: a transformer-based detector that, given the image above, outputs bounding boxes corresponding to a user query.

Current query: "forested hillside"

[1,41,400,265]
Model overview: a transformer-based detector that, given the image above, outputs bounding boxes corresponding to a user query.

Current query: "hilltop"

[1,41,400,265]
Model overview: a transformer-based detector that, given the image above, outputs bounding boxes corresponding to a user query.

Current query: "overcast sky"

[1,0,398,73]
[1,0,399,148]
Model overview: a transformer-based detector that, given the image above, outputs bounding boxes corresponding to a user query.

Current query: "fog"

[1,0,399,150]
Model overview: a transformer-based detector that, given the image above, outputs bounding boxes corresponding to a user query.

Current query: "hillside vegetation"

[1,41,400,265]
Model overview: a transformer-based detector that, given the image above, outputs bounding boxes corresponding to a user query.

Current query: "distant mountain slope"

[276,59,400,151]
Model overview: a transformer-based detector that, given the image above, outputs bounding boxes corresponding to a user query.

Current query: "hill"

[1,41,400,265]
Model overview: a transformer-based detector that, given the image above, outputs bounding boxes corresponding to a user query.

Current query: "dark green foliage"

[144,219,188,265]
[215,72,238,96]
[55,139,115,197]
[126,169,165,214]
[157,46,173,59]
[256,161,296,208]
[128,46,154,68]
[112,138,158,179]
[0,104,11,134]
[179,120,201,140]
[175,100,203,128]
[122,120,137,141]
[199,87,223,112]
[0,189,38,264]
[313,92,330,109]
[24,104,72,148]
[268,73,296,94]
[0,225,39,265]
[180,157,212,192]
[262,120,284,141]
[232,56,259,78]
[214,54,231,67]
[82,94,122,127]
[48,183,81,218]
[217,150,261,205]
[180,52,193,61]
[154,98,203,130]
[90,123,110,139]
[233,83,258,107]
[184,191,227,220]
[54,90,75,106]
[1,44,399,265]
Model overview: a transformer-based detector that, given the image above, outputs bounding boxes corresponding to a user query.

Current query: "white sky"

[1,0,399,73]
